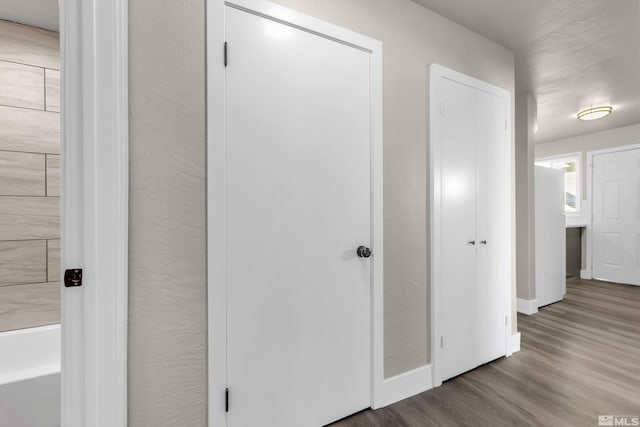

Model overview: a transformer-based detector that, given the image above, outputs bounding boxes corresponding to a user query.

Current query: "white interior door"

[592,149,640,285]
[225,6,372,426]
[535,165,566,307]
[437,74,509,382]
[439,78,479,381]
[475,90,510,364]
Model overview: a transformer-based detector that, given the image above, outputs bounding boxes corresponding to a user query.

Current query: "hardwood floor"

[332,280,640,426]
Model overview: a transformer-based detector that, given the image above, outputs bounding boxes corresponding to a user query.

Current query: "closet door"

[439,78,479,381]
[433,65,511,384]
[475,89,509,365]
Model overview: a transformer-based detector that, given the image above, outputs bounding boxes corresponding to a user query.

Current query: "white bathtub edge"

[0,324,61,385]
[0,363,60,386]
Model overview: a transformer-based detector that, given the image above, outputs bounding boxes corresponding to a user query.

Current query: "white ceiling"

[0,0,59,31]
[412,0,640,143]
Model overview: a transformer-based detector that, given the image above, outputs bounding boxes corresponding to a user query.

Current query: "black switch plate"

[64,269,83,287]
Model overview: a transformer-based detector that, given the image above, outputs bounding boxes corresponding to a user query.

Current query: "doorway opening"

[0,1,130,426]
[0,11,61,426]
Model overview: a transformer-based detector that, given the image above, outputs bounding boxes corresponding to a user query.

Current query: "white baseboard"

[383,364,432,406]
[517,298,538,315]
[510,332,521,354]
[580,269,592,279]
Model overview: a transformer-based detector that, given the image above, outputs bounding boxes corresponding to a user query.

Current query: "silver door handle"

[467,240,476,245]
[480,240,487,245]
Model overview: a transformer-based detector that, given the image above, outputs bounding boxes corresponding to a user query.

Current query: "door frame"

[586,143,640,281]
[429,64,514,387]
[206,0,384,424]
[60,0,129,426]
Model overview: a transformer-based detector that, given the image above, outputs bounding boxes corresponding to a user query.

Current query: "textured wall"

[128,1,207,426]
[0,20,60,332]
[515,94,537,301]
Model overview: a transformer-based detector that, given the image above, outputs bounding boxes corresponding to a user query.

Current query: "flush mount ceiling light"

[577,106,613,121]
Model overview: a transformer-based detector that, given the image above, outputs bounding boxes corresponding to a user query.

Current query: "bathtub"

[0,324,61,427]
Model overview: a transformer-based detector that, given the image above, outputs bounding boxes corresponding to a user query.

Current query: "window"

[536,154,581,215]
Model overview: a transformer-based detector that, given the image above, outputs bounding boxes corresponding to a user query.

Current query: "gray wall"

[128,0,515,424]
[515,94,537,301]
[128,1,207,425]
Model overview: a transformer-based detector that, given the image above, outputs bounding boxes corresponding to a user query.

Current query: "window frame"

[535,152,582,216]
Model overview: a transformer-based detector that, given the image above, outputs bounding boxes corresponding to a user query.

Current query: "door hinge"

[505,120,508,131]
[505,315,508,326]
[225,388,229,412]
[440,336,444,348]
[224,42,228,67]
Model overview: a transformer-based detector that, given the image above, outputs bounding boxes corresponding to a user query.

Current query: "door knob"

[357,246,372,258]
[480,240,487,245]
[467,240,476,245]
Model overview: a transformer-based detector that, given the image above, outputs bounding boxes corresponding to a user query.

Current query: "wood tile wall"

[0,20,60,332]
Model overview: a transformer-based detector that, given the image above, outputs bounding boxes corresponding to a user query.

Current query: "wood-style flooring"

[332,279,640,426]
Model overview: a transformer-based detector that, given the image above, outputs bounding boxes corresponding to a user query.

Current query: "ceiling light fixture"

[577,106,612,121]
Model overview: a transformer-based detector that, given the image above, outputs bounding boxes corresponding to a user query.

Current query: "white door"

[535,166,566,307]
[438,76,509,381]
[475,90,510,364]
[225,6,372,427]
[439,78,479,381]
[592,149,640,285]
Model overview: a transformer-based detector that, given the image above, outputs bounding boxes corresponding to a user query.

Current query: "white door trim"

[382,364,433,406]
[429,63,513,387]
[206,0,384,424]
[60,0,129,426]
[586,143,640,281]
